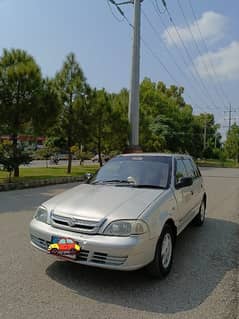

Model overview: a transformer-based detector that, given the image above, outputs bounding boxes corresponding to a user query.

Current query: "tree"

[89,89,129,166]
[139,78,194,153]
[0,142,31,182]
[108,89,129,153]
[89,89,112,167]
[196,113,221,159]
[0,49,59,176]
[32,79,61,135]
[225,124,239,163]
[54,53,87,173]
[137,77,221,158]
[35,138,59,168]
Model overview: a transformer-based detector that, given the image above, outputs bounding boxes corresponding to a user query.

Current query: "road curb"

[0,176,85,192]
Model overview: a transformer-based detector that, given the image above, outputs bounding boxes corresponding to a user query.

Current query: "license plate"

[48,236,81,260]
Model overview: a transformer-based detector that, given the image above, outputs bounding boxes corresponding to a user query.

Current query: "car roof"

[118,153,192,159]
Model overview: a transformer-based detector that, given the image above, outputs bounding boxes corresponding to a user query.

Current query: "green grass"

[0,165,99,184]
[196,159,239,168]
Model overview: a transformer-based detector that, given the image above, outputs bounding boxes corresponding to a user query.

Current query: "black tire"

[51,248,58,255]
[146,225,174,279]
[193,199,206,226]
[70,248,76,254]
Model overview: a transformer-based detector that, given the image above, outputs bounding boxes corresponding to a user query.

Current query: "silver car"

[30,153,206,278]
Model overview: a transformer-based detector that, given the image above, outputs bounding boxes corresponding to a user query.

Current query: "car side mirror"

[84,173,93,181]
[176,176,193,189]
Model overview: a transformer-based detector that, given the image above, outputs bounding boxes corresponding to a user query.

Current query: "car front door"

[183,158,203,213]
[174,158,195,226]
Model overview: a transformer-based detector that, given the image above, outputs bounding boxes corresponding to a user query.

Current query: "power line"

[107,0,124,22]
[187,0,231,107]
[177,0,227,109]
[154,0,166,15]
[142,8,218,112]
[161,0,219,110]
[151,1,217,111]
[107,1,216,115]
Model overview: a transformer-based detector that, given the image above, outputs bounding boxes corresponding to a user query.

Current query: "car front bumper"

[29,219,157,271]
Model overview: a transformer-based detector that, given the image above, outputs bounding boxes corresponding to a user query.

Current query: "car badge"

[68,218,77,227]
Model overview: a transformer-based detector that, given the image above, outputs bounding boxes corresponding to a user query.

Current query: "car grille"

[51,213,105,234]
[91,252,127,266]
[31,234,51,250]
[31,235,127,267]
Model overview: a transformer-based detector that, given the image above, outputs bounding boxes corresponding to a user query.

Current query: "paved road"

[0,167,238,319]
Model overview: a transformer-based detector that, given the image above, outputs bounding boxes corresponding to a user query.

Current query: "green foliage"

[0,49,59,176]
[54,53,88,173]
[88,88,129,166]
[32,79,61,135]
[225,124,239,163]
[0,48,223,176]
[34,138,60,167]
[0,143,31,182]
[136,78,221,158]
[70,146,93,163]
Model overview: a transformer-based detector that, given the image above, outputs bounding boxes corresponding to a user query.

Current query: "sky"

[0,0,239,138]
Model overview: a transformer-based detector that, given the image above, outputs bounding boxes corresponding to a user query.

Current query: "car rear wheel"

[146,225,174,278]
[193,199,206,226]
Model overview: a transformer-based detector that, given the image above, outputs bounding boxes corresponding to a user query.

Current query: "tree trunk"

[14,166,19,177]
[98,138,102,167]
[12,134,19,177]
[67,98,73,174]
[8,171,12,183]
[67,149,72,174]
[67,129,72,174]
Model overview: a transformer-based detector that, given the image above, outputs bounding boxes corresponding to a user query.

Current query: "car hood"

[44,183,164,221]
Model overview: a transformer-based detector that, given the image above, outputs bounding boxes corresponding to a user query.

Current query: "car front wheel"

[146,225,174,278]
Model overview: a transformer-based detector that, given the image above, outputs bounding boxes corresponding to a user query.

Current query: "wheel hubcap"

[161,233,172,269]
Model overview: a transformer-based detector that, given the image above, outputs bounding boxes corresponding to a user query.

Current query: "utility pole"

[128,0,142,152]
[224,104,237,132]
[229,103,232,131]
[203,115,207,152]
[108,0,143,152]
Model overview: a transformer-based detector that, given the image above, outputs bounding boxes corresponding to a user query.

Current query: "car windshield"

[90,155,172,189]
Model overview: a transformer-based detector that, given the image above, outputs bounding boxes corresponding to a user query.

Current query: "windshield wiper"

[133,185,166,189]
[91,179,135,185]
[91,180,166,189]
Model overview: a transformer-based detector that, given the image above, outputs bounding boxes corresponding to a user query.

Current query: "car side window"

[175,159,187,183]
[66,239,73,244]
[183,159,197,179]
[190,159,201,177]
[59,238,66,244]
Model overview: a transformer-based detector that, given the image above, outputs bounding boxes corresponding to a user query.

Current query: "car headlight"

[103,220,148,236]
[34,206,50,224]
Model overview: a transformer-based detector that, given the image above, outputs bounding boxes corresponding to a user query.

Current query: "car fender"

[140,189,178,239]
